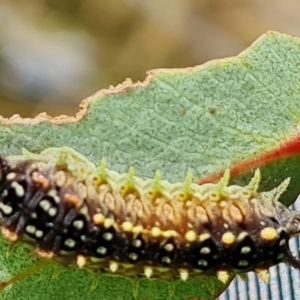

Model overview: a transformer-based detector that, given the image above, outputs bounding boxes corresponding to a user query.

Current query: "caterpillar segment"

[0,147,299,285]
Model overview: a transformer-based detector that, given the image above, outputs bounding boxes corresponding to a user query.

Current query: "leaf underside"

[0,31,300,299]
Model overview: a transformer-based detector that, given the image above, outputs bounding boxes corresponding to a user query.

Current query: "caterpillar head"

[244,175,300,274]
[280,208,300,270]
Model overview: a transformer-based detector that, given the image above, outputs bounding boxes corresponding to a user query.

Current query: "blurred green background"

[0,0,299,117]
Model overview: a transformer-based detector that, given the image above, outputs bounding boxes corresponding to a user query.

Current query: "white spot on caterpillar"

[109,261,119,273]
[96,246,107,255]
[39,199,51,211]
[35,230,44,238]
[0,202,13,215]
[64,238,76,248]
[132,239,142,248]
[217,270,230,284]
[198,259,208,267]
[279,239,286,246]
[144,266,153,279]
[73,220,84,230]
[128,252,138,261]
[103,232,113,241]
[179,268,189,281]
[241,246,251,254]
[76,255,86,268]
[238,260,249,267]
[277,253,285,260]
[200,247,211,254]
[25,225,36,235]
[2,189,8,197]
[31,212,37,219]
[48,207,57,217]
[161,256,172,264]
[11,181,25,197]
[164,243,174,252]
[48,189,60,204]
[6,173,16,180]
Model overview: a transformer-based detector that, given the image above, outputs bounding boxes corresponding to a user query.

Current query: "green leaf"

[1,30,300,299]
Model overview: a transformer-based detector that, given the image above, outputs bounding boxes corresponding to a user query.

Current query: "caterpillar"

[0,146,300,285]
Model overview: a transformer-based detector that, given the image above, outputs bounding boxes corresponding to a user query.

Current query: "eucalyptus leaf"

[0,31,300,300]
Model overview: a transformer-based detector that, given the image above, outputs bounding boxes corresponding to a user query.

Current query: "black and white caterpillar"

[0,146,300,284]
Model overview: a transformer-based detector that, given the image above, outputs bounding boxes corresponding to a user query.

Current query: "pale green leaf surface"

[0,31,300,299]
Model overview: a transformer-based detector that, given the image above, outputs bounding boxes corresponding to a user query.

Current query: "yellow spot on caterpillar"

[132,225,143,235]
[221,232,235,245]
[162,230,179,238]
[144,266,153,279]
[2,227,18,242]
[260,227,278,241]
[255,268,270,283]
[185,230,197,242]
[122,221,134,232]
[93,213,105,224]
[179,268,189,281]
[199,233,211,242]
[109,261,119,273]
[151,227,162,237]
[217,270,230,284]
[104,218,115,229]
[76,255,86,268]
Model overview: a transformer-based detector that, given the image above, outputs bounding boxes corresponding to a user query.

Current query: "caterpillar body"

[0,147,300,284]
